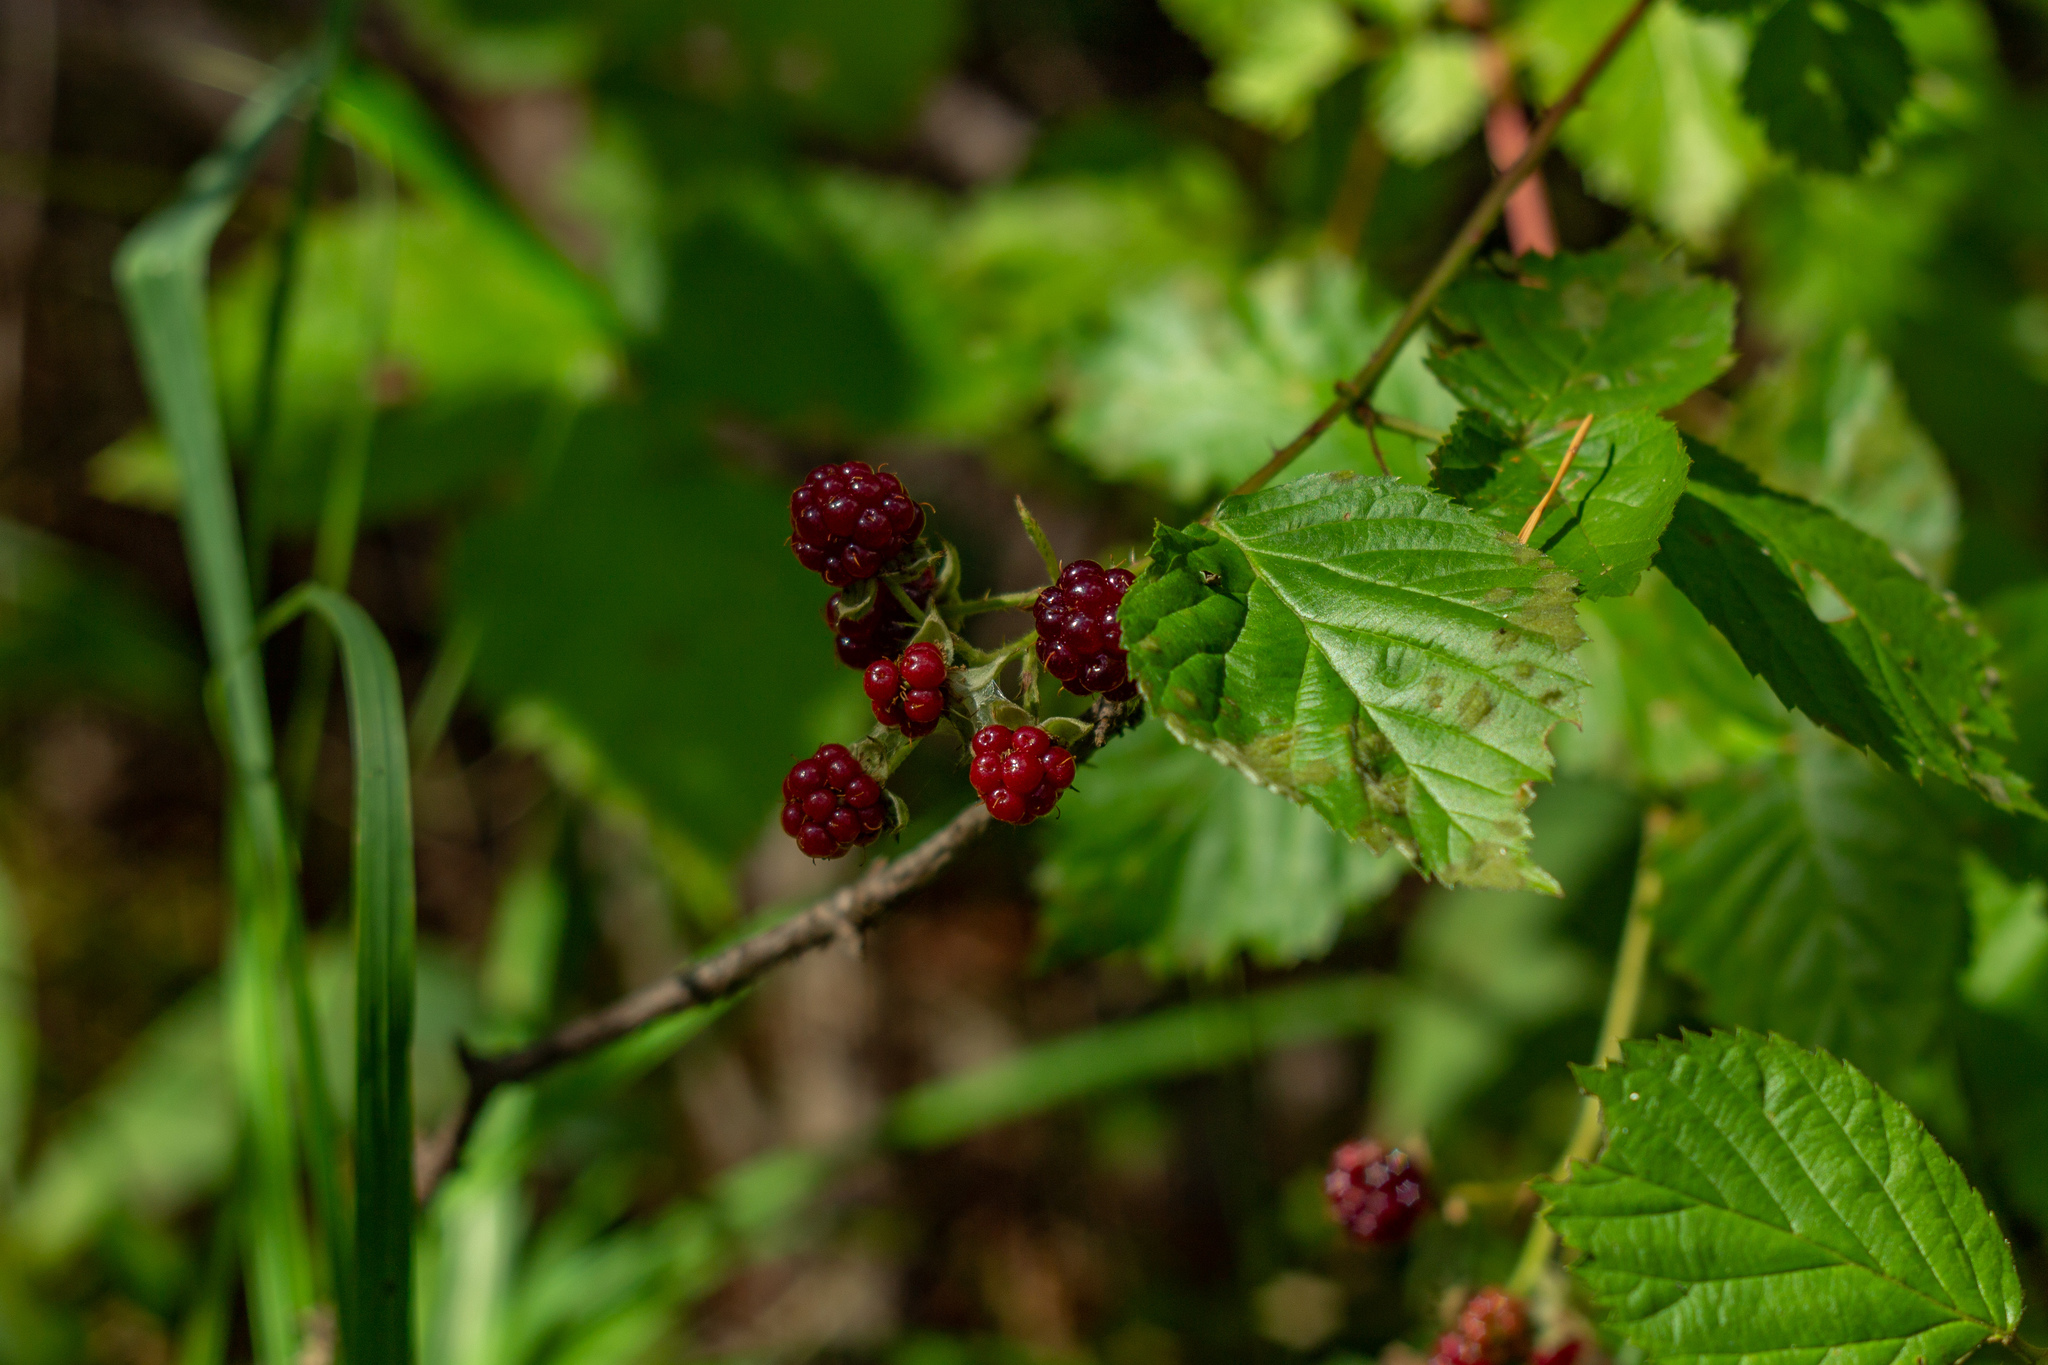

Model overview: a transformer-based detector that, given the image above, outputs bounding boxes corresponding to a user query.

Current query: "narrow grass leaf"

[264,585,416,1365]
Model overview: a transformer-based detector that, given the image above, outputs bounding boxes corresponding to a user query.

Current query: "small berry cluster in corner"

[1325,1139,1430,1245]
[782,463,1142,858]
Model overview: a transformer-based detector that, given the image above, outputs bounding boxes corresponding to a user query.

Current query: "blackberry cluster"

[780,744,888,859]
[865,643,948,737]
[1034,560,1138,699]
[827,572,932,670]
[967,725,1075,825]
[1325,1140,1430,1245]
[790,462,924,585]
[1428,1289,1530,1365]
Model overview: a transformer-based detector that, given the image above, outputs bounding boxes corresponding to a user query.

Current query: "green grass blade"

[886,973,1389,1148]
[264,584,416,1365]
[113,58,348,1365]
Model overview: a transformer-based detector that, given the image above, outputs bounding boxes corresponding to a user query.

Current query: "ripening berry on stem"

[1426,1288,1530,1365]
[789,462,924,586]
[967,724,1074,825]
[1325,1139,1430,1244]
[826,570,933,670]
[779,743,889,858]
[864,642,949,737]
[1034,559,1138,699]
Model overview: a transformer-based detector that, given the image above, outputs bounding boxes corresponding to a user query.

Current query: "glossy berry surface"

[1034,559,1138,699]
[967,724,1075,825]
[779,743,888,859]
[864,643,949,738]
[1427,1288,1530,1365]
[827,571,932,670]
[1325,1139,1429,1245]
[790,461,924,586]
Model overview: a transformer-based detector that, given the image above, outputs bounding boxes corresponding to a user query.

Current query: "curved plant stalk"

[1505,810,1665,1295]
[115,59,341,1365]
[262,584,418,1365]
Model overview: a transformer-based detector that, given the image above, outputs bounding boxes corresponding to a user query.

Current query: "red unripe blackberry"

[790,461,924,586]
[1033,560,1138,700]
[864,642,949,738]
[967,725,1073,824]
[1447,1289,1529,1365]
[1325,1139,1429,1245]
[1533,1342,1581,1365]
[827,571,933,670]
[780,742,889,859]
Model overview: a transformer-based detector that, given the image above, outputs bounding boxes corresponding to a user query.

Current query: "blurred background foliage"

[2,0,2048,1359]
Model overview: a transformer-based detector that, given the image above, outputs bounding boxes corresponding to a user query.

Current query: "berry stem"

[885,573,930,620]
[418,694,1146,1200]
[1223,0,1653,502]
[1505,809,1667,1295]
[949,588,1042,620]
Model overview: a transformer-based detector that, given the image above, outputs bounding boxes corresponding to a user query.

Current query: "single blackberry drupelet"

[1033,560,1138,699]
[966,724,1075,825]
[864,642,949,737]
[1325,1139,1430,1245]
[779,743,889,859]
[790,461,924,586]
[1427,1289,1531,1365]
[827,571,933,670]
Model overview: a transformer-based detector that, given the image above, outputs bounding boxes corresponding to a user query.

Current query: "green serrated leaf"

[1517,0,1767,243]
[1655,727,1961,1100]
[1541,1030,2022,1365]
[1656,440,2037,813]
[1160,0,1359,133]
[1743,0,1913,173]
[1059,254,1457,501]
[1432,409,1691,599]
[1724,330,1960,578]
[1119,473,1586,891]
[1428,238,1737,436]
[1034,721,1405,972]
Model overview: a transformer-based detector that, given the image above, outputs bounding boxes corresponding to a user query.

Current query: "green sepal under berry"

[1539,1030,2022,1365]
[1119,473,1586,892]
[1657,441,2039,814]
[1432,409,1690,599]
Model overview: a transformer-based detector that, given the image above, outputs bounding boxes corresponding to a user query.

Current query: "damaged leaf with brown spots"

[1118,473,1587,892]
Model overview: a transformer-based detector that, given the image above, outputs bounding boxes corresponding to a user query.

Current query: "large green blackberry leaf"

[1120,473,1586,891]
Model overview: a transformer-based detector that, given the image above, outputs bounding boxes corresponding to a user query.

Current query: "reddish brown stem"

[1228,0,1652,501]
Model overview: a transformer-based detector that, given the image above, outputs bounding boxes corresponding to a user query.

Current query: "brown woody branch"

[1227,0,1653,501]
[417,696,1141,1201]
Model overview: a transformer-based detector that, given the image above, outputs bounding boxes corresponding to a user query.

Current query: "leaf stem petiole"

[1506,811,1665,1294]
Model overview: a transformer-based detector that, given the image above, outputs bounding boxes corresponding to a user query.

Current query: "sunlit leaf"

[1121,473,1586,890]
[1518,0,1767,242]
[1657,441,2037,812]
[1061,255,1457,500]
[1433,409,1691,599]
[1541,1030,2021,1365]
[1428,237,1737,435]
[1160,0,1359,133]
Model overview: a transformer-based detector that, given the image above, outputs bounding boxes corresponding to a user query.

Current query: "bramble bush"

[6,0,2048,1361]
